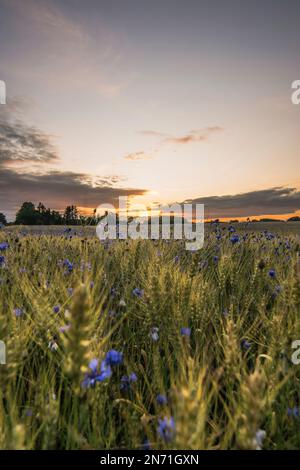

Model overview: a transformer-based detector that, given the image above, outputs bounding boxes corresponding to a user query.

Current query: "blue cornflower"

[63,259,73,273]
[59,324,70,333]
[141,439,151,450]
[105,349,123,366]
[287,407,300,418]
[53,305,60,314]
[110,287,117,298]
[120,372,138,391]
[156,394,168,406]
[67,287,73,296]
[81,358,112,388]
[266,232,275,241]
[230,234,239,244]
[132,287,144,298]
[272,285,282,299]
[0,242,9,251]
[213,255,219,263]
[157,417,175,443]
[268,269,276,278]
[14,308,23,317]
[0,255,5,266]
[129,372,137,382]
[180,327,191,337]
[241,339,251,351]
[150,327,159,342]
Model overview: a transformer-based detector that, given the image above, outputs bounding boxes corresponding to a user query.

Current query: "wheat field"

[0,223,300,450]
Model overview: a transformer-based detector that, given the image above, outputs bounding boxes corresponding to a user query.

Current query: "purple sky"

[0,0,300,220]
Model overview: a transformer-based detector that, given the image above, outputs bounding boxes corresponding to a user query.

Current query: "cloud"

[3,0,87,41]
[140,126,223,145]
[0,103,147,218]
[0,107,59,167]
[183,187,300,218]
[124,151,151,161]
[0,168,146,216]
[1,0,129,98]
[124,126,223,163]
[140,131,167,138]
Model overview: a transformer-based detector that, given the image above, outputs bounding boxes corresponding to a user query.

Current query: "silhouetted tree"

[13,201,100,225]
[15,202,37,225]
[50,210,63,225]
[64,205,79,225]
[0,212,7,226]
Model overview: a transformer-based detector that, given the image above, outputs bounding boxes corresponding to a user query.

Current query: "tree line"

[0,202,100,226]
[0,202,300,227]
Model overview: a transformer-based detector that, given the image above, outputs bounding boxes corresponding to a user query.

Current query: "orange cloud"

[140,126,223,145]
[124,151,151,161]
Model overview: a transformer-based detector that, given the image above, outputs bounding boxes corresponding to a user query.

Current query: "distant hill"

[259,218,285,222]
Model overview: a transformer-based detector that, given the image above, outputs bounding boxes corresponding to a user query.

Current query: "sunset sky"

[0,0,300,220]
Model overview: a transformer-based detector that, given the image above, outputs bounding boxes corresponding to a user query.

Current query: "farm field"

[0,222,300,450]
[2,221,300,236]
